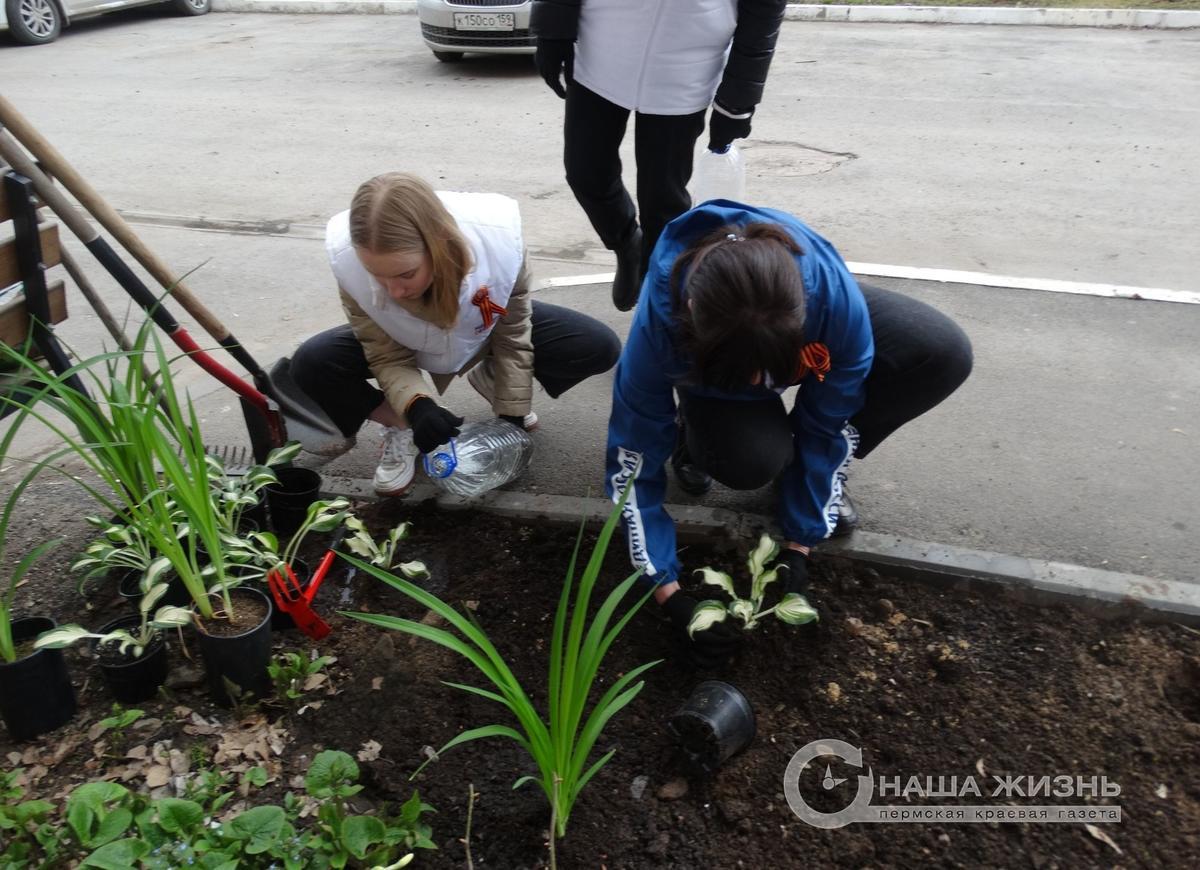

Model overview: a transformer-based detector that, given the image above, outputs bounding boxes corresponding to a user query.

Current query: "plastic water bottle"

[423,420,534,497]
[691,144,746,204]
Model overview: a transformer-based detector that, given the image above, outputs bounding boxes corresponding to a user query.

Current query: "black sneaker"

[670,421,713,496]
[612,227,644,312]
[831,487,859,537]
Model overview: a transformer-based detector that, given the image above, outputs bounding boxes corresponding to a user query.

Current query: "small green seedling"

[268,651,335,704]
[687,534,819,636]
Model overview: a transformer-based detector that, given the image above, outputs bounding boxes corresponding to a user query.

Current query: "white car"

[417,0,534,63]
[2,0,210,46]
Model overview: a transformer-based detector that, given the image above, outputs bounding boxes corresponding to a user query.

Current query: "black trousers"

[291,301,621,437]
[679,284,974,490]
[564,81,707,272]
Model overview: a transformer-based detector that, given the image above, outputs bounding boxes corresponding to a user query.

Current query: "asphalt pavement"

[1,12,1197,589]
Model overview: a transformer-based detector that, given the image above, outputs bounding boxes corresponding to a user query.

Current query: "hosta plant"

[71,514,159,593]
[35,575,192,659]
[687,534,819,636]
[342,515,428,577]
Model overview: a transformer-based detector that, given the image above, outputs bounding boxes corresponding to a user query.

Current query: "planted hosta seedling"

[343,515,429,577]
[688,534,819,637]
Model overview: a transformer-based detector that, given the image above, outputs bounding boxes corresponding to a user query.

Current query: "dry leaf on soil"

[358,740,382,762]
[1085,824,1122,854]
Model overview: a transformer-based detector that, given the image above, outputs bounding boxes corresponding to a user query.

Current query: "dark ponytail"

[672,222,807,391]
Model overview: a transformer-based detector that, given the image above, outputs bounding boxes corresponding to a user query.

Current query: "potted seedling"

[34,570,192,703]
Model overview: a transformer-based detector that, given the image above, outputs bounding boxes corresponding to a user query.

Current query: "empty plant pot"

[91,615,169,704]
[669,680,756,773]
[265,467,321,538]
[0,617,77,741]
[193,586,273,708]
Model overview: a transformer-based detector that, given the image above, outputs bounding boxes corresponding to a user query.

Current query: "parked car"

[417,0,534,63]
[2,0,210,46]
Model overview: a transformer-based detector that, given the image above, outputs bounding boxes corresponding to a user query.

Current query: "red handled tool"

[267,540,342,640]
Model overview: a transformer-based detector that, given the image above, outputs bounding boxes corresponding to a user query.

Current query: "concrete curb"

[321,476,1200,624]
[211,1,1200,30]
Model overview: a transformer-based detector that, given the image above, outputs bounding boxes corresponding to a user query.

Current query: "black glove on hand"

[776,547,811,596]
[406,397,464,454]
[662,591,744,670]
[535,38,575,99]
[708,101,754,152]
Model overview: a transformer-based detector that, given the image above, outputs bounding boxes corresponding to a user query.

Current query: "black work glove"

[406,397,464,454]
[776,547,810,596]
[662,591,744,670]
[708,100,754,152]
[535,38,575,99]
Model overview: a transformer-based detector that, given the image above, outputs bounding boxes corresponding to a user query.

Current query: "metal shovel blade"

[265,356,356,457]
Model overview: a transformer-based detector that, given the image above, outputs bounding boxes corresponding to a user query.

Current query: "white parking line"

[539,264,1198,305]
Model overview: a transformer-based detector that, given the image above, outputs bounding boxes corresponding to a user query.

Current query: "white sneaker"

[373,427,418,496]
[467,359,539,429]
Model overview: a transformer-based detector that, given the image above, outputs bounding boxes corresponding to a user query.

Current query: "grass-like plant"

[342,489,657,867]
[0,470,62,662]
[0,321,237,619]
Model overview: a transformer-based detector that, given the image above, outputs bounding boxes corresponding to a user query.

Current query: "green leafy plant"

[343,486,657,865]
[225,498,352,586]
[70,515,158,594]
[208,442,302,533]
[0,752,434,868]
[268,651,335,704]
[35,572,191,659]
[343,516,428,577]
[0,522,60,663]
[304,750,432,868]
[687,534,819,636]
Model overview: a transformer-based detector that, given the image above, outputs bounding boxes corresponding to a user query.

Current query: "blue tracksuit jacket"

[605,201,874,584]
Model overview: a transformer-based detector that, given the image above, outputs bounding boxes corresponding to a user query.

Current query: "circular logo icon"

[783,739,875,829]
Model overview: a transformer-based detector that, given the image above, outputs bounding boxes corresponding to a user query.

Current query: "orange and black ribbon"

[472,286,508,329]
[796,341,832,382]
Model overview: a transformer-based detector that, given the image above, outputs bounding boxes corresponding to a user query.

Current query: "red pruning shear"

[267,530,344,640]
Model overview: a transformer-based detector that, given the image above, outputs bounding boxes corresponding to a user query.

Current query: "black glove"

[775,547,810,596]
[406,397,464,454]
[708,101,754,152]
[662,591,744,670]
[535,38,575,99]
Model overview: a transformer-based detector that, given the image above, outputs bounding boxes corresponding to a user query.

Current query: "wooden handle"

[0,95,232,342]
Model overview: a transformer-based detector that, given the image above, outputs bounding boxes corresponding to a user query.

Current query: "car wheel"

[433,50,464,63]
[171,0,211,16]
[5,0,62,45]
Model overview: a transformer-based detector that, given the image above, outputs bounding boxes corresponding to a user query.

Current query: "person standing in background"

[531,0,788,312]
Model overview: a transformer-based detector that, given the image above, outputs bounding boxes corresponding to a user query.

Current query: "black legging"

[679,283,974,490]
[565,81,707,272]
[291,300,620,437]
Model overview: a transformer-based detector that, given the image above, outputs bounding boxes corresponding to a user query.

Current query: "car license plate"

[453,12,515,32]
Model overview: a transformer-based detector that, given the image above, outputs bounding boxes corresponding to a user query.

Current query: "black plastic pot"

[118,570,191,609]
[0,617,77,741]
[194,587,273,707]
[91,616,169,704]
[265,467,321,538]
[669,680,756,773]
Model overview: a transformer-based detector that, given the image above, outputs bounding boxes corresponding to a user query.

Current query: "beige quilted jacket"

[339,254,534,423]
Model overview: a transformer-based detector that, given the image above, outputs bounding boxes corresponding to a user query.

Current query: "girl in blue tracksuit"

[605,201,973,666]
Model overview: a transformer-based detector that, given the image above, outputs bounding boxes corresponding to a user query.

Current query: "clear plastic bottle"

[691,144,746,204]
[423,419,534,497]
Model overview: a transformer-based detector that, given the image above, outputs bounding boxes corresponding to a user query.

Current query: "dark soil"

[93,632,161,668]
[3,495,1199,869]
[197,592,270,638]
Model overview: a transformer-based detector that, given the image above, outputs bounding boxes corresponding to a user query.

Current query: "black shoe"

[612,227,644,312]
[831,487,859,537]
[670,421,713,496]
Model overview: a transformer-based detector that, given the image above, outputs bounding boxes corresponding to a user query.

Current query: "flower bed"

[2,496,1198,867]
